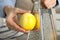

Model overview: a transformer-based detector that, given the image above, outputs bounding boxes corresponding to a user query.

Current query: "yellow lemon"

[19,13,36,31]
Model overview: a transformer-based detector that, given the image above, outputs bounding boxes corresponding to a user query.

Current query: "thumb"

[15,8,31,14]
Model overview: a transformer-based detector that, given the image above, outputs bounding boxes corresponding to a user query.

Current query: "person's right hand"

[4,6,30,33]
[41,0,56,9]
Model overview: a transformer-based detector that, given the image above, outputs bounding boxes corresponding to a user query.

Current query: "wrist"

[4,6,15,16]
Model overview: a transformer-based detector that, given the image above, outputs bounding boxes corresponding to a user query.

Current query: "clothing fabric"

[0,0,23,39]
[0,0,60,39]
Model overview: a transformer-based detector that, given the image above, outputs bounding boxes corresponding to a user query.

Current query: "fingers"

[7,18,29,33]
[6,13,29,33]
[41,0,56,9]
[14,8,31,14]
[45,0,56,9]
[6,8,31,33]
[47,1,56,9]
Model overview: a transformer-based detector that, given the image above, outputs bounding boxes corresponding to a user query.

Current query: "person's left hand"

[41,0,56,9]
[4,6,30,33]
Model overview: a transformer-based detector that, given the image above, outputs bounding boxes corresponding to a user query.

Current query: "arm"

[3,0,29,33]
[3,0,16,16]
[0,0,16,17]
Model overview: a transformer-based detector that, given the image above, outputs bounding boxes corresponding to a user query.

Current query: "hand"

[4,6,30,33]
[41,0,56,9]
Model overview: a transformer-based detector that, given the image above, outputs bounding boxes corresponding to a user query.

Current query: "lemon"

[19,13,36,31]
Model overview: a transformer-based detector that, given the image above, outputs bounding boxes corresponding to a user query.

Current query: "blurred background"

[55,6,60,40]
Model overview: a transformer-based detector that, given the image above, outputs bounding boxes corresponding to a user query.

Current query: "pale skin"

[4,6,30,33]
[4,0,56,33]
[41,0,56,9]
